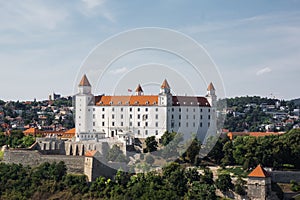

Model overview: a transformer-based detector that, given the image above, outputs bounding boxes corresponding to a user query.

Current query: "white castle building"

[75,75,217,142]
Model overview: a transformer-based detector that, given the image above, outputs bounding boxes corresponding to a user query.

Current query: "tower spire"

[135,84,143,96]
[79,74,91,87]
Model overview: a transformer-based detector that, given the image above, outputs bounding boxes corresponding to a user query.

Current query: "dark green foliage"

[106,144,127,162]
[0,162,70,199]
[182,138,201,164]
[234,177,247,195]
[161,131,177,146]
[290,180,300,192]
[215,173,233,193]
[207,129,300,170]
[143,136,158,153]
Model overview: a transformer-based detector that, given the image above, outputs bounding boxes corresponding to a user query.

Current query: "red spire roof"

[135,84,143,92]
[161,79,170,89]
[85,150,98,157]
[248,164,270,178]
[79,74,91,87]
[207,82,215,91]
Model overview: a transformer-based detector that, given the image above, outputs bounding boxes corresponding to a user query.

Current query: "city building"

[75,74,217,142]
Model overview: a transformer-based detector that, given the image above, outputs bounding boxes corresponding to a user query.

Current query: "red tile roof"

[96,95,158,106]
[161,79,170,89]
[95,95,211,107]
[85,150,98,157]
[248,164,270,178]
[227,132,285,140]
[79,74,91,87]
[135,84,143,92]
[207,82,215,91]
[172,96,211,107]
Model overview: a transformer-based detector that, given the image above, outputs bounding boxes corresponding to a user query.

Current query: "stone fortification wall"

[3,149,84,174]
[270,171,300,183]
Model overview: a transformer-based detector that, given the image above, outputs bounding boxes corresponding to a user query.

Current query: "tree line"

[0,161,247,200]
[207,129,300,170]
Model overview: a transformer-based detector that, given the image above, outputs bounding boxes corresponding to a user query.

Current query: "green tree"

[144,136,158,153]
[216,174,233,193]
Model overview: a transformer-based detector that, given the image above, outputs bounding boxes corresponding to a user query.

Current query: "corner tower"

[75,74,94,141]
[206,82,217,107]
[159,79,172,106]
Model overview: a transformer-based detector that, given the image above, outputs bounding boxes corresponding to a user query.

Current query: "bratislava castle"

[75,75,217,142]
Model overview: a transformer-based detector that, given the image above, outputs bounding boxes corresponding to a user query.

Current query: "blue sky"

[0,0,300,100]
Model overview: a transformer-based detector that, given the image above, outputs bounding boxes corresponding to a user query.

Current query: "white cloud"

[0,1,68,31]
[256,67,272,76]
[82,0,105,9]
[80,0,115,22]
[109,67,128,75]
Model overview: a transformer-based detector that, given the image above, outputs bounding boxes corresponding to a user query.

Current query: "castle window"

[155,130,158,135]
[208,122,210,127]
[145,122,148,127]
[193,108,195,112]
[129,122,132,126]
[186,115,188,119]
[99,101,103,104]
[135,101,139,105]
[172,114,174,119]
[112,108,115,112]
[138,114,140,119]
[171,122,174,128]
[137,108,140,112]
[193,122,195,127]
[208,109,211,112]
[155,108,158,112]
[200,115,203,119]
[155,122,158,127]
[121,122,123,126]
[179,115,181,119]
[109,101,113,105]
[200,122,202,127]
[145,130,148,135]
[146,101,149,105]
[200,108,203,112]
[186,122,188,127]
[93,122,95,126]
[125,101,129,105]
[112,122,115,126]
[130,114,132,119]
[93,114,95,119]
[208,115,211,119]
[172,108,174,112]
[145,108,148,111]
[121,114,123,119]
[186,108,189,112]
[153,101,157,105]
[129,107,132,112]
[179,122,181,127]
[112,114,115,119]
[193,115,195,119]
[138,122,140,126]
[138,130,140,135]
[102,122,105,126]
[179,108,181,112]
[93,108,95,111]
[121,108,123,112]
[102,108,105,111]
[118,101,122,105]
[155,114,158,119]
[102,114,105,119]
